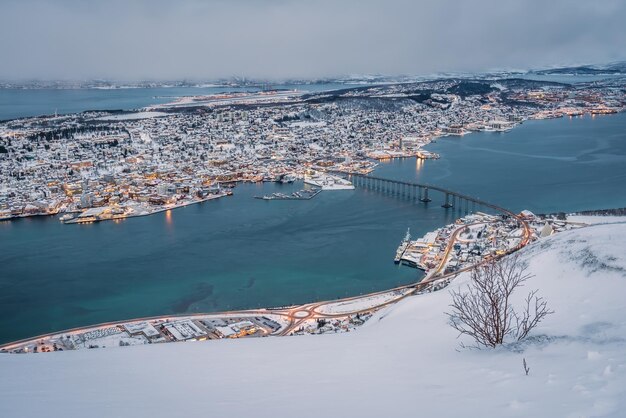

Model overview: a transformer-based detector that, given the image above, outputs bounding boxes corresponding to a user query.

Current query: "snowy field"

[568,215,626,225]
[96,111,168,121]
[1,223,626,417]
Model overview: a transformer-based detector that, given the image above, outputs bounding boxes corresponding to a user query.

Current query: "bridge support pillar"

[420,187,431,203]
[442,193,454,209]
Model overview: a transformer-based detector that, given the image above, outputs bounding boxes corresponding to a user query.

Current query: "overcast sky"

[1,0,625,80]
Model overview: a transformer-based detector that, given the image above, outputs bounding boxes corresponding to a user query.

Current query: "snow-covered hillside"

[1,223,626,418]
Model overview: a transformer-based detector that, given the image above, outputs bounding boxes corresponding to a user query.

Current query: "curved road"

[276,214,532,336]
[0,194,533,350]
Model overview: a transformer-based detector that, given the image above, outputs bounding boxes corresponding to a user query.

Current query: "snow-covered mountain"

[1,222,625,417]
[530,61,626,76]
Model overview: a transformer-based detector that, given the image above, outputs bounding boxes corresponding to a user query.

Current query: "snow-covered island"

[1,77,624,223]
[1,219,625,417]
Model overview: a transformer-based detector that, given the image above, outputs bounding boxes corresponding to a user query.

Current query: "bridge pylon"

[350,174,511,219]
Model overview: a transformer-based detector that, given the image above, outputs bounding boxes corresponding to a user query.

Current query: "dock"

[255,188,321,201]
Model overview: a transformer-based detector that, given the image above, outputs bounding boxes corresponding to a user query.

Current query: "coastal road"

[1,214,534,349]
[428,222,484,278]
[276,214,533,336]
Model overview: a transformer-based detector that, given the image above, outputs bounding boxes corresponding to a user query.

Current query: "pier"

[254,188,321,201]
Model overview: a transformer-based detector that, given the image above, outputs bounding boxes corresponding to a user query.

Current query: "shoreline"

[0,192,232,224]
[1,189,538,352]
[63,191,231,224]
[3,203,623,351]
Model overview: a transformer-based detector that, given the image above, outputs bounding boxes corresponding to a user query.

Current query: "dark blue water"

[0,83,354,121]
[0,111,625,344]
[375,113,626,214]
[0,184,456,343]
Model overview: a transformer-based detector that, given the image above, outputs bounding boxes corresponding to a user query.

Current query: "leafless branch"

[445,254,552,349]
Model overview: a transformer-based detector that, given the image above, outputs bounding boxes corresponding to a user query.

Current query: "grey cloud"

[0,0,624,80]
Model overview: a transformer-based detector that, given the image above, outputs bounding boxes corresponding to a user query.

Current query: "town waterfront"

[0,112,625,344]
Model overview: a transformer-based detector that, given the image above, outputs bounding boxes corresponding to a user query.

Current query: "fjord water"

[377,112,626,214]
[0,185,448,343]
[1,113,625,344]
[0,83,354,121]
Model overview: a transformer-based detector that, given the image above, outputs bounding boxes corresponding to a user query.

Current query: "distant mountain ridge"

[531,61,626,75]
[2,61,625,90]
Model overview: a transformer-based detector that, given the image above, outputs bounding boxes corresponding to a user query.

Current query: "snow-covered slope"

[568,215,626,225]
[2,224,626,418]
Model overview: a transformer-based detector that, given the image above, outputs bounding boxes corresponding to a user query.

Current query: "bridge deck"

[350,174,515,216]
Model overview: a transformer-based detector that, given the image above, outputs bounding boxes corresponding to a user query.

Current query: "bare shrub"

[446,254,553,348]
